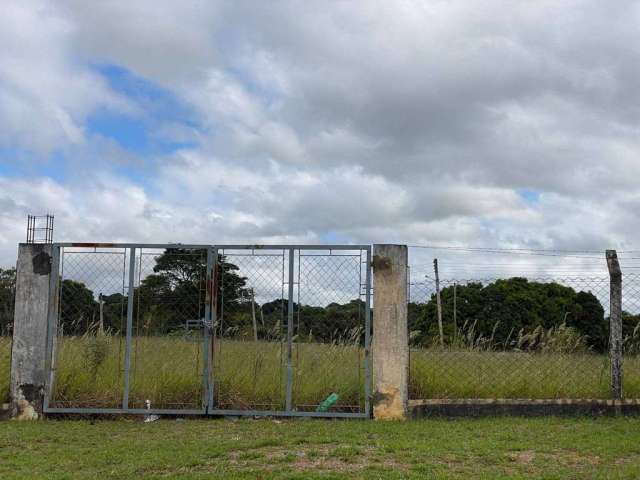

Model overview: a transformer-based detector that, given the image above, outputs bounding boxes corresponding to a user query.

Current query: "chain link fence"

[50,247,130,409]
[43,244,371,417]
[408,269,640,400]
[293,249,369,413]
[49,246,210,411]
[214,248,287,411]
[214,247,370,414]
[0,266,14,404]
[129,247,208,411]
[622,272,640,398]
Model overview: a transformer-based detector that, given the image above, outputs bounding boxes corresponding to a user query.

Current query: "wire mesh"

[128,247,207,410]
[622,272,640,398]
[214,248,287,411]
[43,244,371,416]
[408,275,614,400]
[293,249,368,413]
[0,266,13,403]
[50,247,129,408]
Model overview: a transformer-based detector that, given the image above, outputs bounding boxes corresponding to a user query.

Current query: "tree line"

[410,277,640,352]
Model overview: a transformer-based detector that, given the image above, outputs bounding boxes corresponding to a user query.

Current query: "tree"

[413,278,608,350]
[59,279,99,335]
[133,249,248,335]
[0,267,16,335]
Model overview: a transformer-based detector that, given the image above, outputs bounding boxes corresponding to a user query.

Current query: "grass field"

[2,417,640,478]
[28,336,365,411]
[410,350,619,399]
[4,336,640,406]
[1,336,9,402]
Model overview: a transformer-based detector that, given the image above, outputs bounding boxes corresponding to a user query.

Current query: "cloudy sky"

[1,0,640,277]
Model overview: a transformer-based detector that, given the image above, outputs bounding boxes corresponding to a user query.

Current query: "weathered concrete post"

[607,250,623,400]
[10,244,56,420]
[372,244,408,420]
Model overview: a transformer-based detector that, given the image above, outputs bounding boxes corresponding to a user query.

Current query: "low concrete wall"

[410,399,640,417]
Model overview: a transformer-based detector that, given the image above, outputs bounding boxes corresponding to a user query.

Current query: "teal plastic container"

[316,392,339,412]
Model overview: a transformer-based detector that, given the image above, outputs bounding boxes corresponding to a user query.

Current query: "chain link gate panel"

[292,248,370,415]
[208,246,371,418]
[44,244,371,418]
[45,245,130,411]
[210,247,288,413]
[44,244,212,415]
[127,247,210,413]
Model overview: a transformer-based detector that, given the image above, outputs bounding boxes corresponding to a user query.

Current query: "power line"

[409,244,639,254]
[407,244,634,259]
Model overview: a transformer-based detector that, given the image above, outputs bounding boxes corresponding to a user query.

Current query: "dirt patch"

[535,450,601,468]
[507,450,535,465]
[228,443,409,473]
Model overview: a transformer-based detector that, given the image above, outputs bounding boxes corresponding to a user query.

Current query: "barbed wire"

[407,244,639,259]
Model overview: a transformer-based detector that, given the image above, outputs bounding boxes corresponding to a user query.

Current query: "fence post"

[372,244,408,420]
[10,244,56,419]
[607,249,623,400]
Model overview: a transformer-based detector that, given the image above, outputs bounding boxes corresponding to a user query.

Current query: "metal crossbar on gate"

[43,243,372,418]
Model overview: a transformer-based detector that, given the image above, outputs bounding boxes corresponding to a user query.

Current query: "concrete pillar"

[372,244,408,420]
[10,244,56,420]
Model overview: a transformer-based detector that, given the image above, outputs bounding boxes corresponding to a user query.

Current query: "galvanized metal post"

[122,248,136,410]
[286,248,294,411]
[43,245,60,412]
[607,250,623,400]
[364,246,372,416]
[202,247,214,412]
[208,248,218,410]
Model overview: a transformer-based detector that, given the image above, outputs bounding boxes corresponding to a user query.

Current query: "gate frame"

[42,243,372,419]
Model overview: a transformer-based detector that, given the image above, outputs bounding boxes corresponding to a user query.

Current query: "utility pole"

[434,259,444,347]
[98,293,104,335]
[250,288,258,342]
[453,282,457,344]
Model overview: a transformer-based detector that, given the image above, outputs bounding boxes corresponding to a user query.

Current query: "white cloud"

[0,0,133,154]
[1,0,639,280]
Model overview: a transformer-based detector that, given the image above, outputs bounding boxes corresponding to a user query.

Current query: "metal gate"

[43,243,371,418]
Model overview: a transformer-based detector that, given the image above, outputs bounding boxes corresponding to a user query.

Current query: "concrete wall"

[10,244,55,420]
[372,244,409,420]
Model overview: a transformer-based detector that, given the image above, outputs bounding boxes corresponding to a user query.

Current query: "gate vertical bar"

[122,247,136,410]
[364,246,372,416]
[202,247,213,411]
[286,248,294,411]
[209,247,218,410]
[43,245,60,411]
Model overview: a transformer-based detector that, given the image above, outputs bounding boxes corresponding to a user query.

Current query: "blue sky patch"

[518,189,540,204]
[0,147,68,181]
[89,64,200,155]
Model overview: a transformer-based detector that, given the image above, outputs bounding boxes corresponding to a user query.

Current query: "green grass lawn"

[2,417,640,479]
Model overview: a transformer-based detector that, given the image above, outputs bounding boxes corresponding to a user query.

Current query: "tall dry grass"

[1,336,10,402]
[5,333,640,406]
[44,333,365,411]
